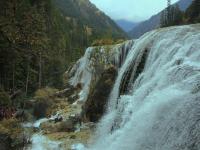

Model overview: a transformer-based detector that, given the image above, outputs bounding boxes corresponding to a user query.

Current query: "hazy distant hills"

[115,19,138,32]
[53,0,127,39]
[128,0,192,38]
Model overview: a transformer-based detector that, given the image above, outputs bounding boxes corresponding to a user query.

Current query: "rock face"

[82,65,117,122]
[66,41,134,102]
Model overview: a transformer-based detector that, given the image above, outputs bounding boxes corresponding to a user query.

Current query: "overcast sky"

[89,0,179,22]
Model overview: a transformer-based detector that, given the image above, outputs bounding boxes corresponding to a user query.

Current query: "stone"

[82,65,117,122]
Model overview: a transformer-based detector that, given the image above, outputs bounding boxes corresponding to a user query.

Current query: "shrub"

[0,89,11,107]
[92,39,114,46]
[0,118,28,149]
[33,87,58,119]
[34,87,58,101]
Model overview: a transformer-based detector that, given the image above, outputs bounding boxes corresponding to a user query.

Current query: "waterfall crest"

[88,24,200,150]
[67,40,134,101]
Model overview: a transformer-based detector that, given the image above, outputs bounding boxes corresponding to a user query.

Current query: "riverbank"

[24,96,94,150]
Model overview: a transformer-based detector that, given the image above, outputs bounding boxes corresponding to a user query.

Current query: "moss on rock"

[82,65,117,122]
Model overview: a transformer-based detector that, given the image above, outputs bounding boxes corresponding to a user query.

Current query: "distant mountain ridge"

[128,0,192,38]
[115,19,138,32]
[53,0,127,39]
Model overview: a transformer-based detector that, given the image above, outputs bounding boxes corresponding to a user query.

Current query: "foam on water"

[28,134,62,150]
[87,24,200,150]
[68,41,134,101]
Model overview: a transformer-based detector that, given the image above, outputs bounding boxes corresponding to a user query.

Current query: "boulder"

[58,120,75,132]
[53,114,63,123]
[41,116,80,133]
[33,101,49,119]
[68,94,79,104]
[82,65,117,122]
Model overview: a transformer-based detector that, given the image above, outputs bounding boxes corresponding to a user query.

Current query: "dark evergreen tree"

[185,0,200,23]
[160,3,183,27]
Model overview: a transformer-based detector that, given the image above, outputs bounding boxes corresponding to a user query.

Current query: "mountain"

[53,0,127,39]
[0,0,127,95]
[115,19,138,32]
[128,0,192,38]
[177,0,193,10]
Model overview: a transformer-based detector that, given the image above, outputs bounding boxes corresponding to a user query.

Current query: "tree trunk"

[38,52,42,89]
[12,63,15,91]
[25,63,29,96]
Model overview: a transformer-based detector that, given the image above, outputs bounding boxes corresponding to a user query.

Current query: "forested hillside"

[128,0,192,38]
[53,0,127,39]
[0,0,126,96]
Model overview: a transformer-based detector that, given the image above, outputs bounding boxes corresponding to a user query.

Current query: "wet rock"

[41,115,80,133]
[82,65,117,122]
[68,94,79,104]
[54,86,75,98]
[54,114,63,123]
[69,114,82,125]
[33,101,49,119]
[58,119,75,132]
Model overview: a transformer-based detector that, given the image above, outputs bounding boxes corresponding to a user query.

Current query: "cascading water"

[68,40,134,102]
[87,24,200,150]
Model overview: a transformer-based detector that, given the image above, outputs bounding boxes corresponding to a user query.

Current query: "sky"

[89,0,179,22]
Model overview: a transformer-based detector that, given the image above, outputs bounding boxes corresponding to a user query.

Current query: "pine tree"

[160,2,183,27]
[185,0,200,23]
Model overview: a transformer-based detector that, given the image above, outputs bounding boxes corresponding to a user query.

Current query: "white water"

[86,24,200,150]
[24,118,62,150]
[28,134,62,150]
[68,41,134,101]
[71,143,85,150]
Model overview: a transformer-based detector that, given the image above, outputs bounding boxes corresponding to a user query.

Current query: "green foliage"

[53,0,127,40]
[160,1,200,28]
[92,39,125,46]
[160,5,184,27]
[34,87,58,101]
[0,118,26,149]
[0,89,11,107]
[33,87,58,118]
[92,39,114,46]
[185,0,200,23]
[0,0,127,99]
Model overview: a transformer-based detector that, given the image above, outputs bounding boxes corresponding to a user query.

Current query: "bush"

[92,39,114,46]
[33,87,58,119]
[34,87,58,101]
[0,89,11,107]
[0,118,28,149]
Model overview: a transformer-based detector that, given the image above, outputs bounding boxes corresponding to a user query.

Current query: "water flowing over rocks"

[23,24,200,150]
[86,24,200,150]
[66,40,134,102]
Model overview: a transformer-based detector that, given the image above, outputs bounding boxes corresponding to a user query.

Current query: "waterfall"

[87,24,200,150]
[68,40,134,101]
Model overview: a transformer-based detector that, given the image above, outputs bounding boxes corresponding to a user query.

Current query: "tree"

[185,0,200,23]
[160,4,183,27]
